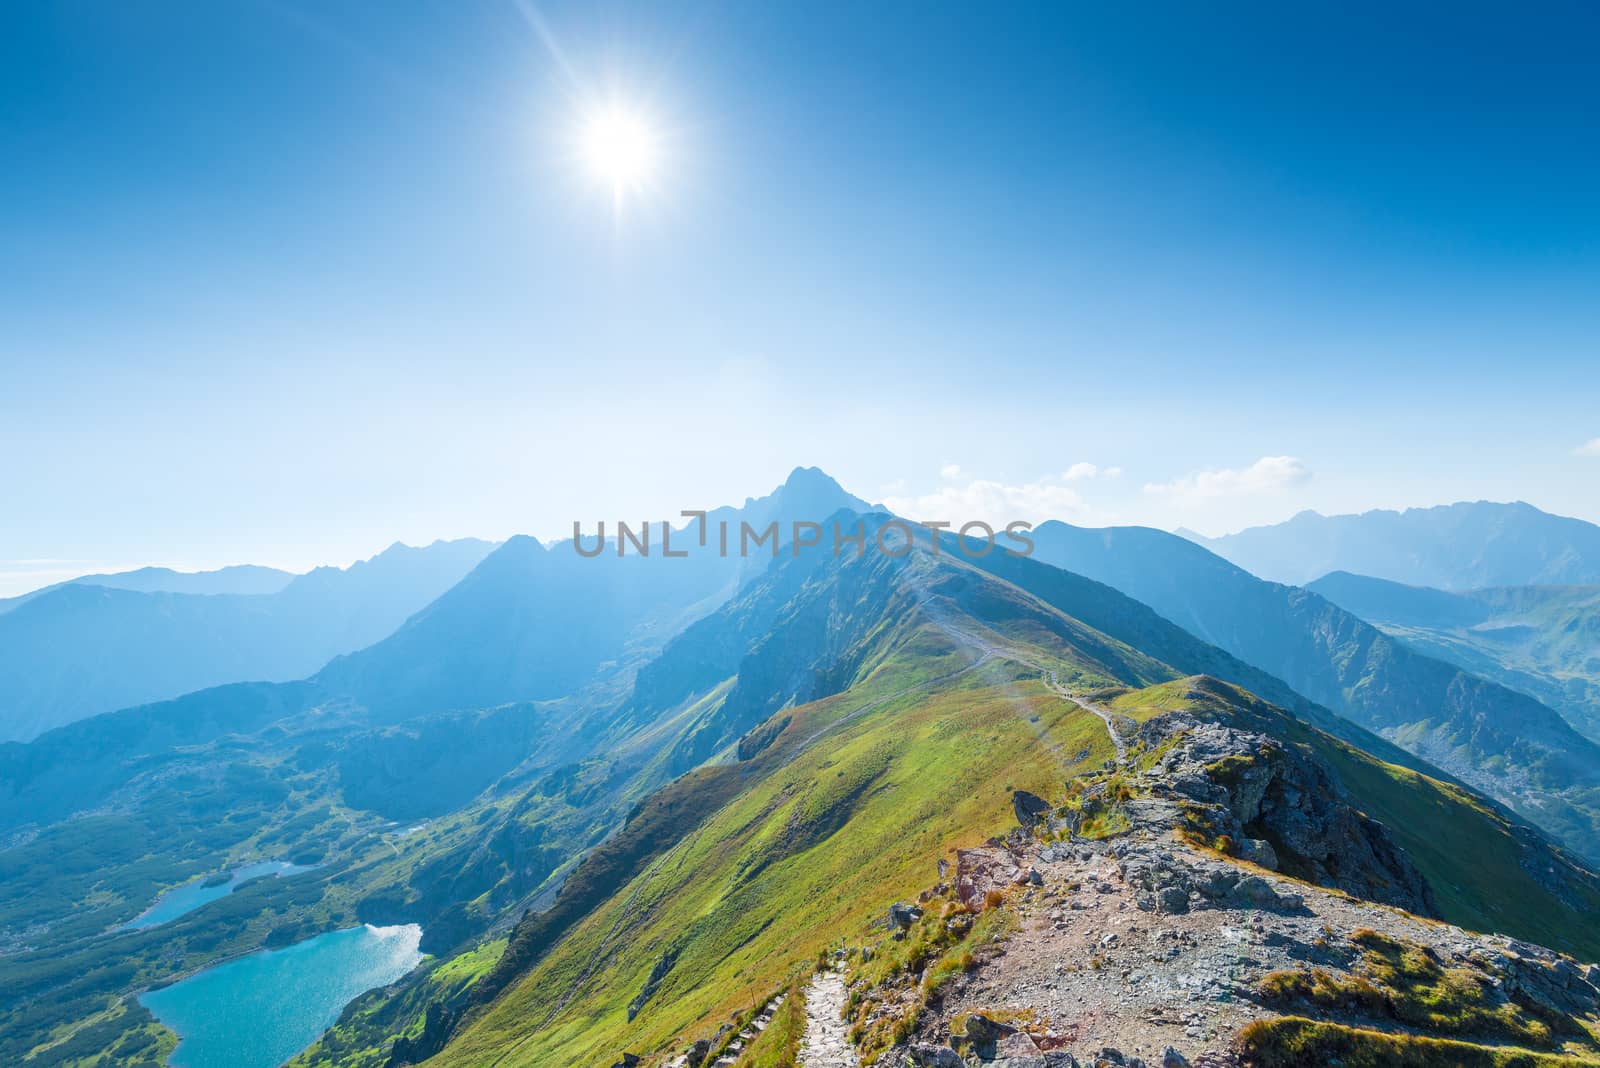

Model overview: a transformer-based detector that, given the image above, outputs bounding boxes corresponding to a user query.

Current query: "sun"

[580,108,658,195]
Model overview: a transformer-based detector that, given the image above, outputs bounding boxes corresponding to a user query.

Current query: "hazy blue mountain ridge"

[1191,500,1600,589]
[0,563,296,615]
[0,540,495,741]
[314,467,872,720]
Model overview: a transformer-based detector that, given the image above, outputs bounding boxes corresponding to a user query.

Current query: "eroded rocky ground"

[878,834,1595,1066]
[836,708,1600,1068]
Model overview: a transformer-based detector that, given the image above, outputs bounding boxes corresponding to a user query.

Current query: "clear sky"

[3,2,1599,593]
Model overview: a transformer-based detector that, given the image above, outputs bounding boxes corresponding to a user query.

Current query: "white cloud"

[1144,455,1312,502]
[1576,438,1600,457]
[1063,462,1099,481]
[939,463,963,480]
[1060,462,1123,482]
[884,475,1096,527]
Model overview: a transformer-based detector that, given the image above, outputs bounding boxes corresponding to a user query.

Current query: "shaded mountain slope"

[1310,570,1600,743]
[315,469,871,720]
[1028,520,1600,862]
[1191,500,1600,589]
[1308,569,1495,628]
[314,535,633,718]
[0,680,329,830]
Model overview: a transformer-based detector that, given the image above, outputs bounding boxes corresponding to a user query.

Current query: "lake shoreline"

[139,923,425,1068]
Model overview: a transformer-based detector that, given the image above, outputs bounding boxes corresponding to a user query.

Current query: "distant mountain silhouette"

[0,471,872,832]
[1187,501,1600,589]
[0,540,494,741]
[0,563,296,614]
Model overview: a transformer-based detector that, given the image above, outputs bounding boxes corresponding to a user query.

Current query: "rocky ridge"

[835,710,1600,1068]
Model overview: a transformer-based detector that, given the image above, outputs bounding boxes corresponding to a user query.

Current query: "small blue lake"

[140,923,424,1068]
[123,860,318,930]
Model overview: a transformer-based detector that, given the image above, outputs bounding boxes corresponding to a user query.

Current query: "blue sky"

[3,2,1599,592]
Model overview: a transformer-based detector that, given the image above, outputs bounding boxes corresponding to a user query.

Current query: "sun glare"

[580,108,658,195]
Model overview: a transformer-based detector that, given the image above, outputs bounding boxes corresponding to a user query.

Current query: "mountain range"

[1188,500,1600,589]
[0,539,495,741]
[0,563,296,614]
[6,471,1600,1068]
[314,467,874,720]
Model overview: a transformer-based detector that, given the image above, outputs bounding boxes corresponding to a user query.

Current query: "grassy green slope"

[292,540,1177,1067]
[440,665,1600,1066]
[434,640,1116,1067]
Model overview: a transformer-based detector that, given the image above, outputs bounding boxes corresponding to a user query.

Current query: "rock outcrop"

[1135,713,1438,916]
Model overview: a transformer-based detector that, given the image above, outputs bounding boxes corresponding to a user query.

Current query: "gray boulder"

[1014,790,1053,828]
[890,901,925,928]
[906,1045,966,1067]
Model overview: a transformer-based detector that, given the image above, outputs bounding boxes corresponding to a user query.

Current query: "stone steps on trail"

[667,990,794,1067]
[798,970,860,1068]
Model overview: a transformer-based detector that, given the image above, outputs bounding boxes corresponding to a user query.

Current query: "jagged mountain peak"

[719,465,873,531]
[309,474,875,720]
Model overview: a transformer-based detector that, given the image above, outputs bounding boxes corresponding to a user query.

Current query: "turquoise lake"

[140,924,424,1068]
[123,860,318,930]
